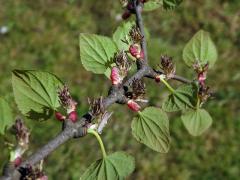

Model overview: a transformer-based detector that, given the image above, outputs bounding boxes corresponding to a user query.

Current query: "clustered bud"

[12,119,30,148]
[128,26,144,60]
[19,164,48,180]
[58,85,78,123]
[111,51,132,85]
[129,25,143,43]
[198,85,211,105]
[193,62,209,86]
[193,62,211,105]
[58,85,77,113]
[125,79,147,112]
[115,50,131,75]
[132,78,145,99]
[88,97,104,117]
[10,119,30,167]
[159,55,176,79]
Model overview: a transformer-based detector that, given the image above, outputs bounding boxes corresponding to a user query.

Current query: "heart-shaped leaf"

[0,98,13,135]
[162,83,198,112]
[183,30,217,68]
[12,70,63,120]
[80,152,135,180]
[131,107,170,153]
[79,33,118,75]
[181,109,212,136]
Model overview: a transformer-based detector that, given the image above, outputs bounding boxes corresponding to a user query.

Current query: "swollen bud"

[14,156,22,167]
[68,111,78,123]
[129,44,143,59]
[122,10,131,20]
[55,112,66,121]
[127,100,141,112]
[111,67,122,85]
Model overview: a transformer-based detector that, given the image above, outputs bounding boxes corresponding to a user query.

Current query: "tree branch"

[1,2,191,179]
[134,0,148,65]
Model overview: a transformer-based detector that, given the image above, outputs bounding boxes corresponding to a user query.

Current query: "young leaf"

[162,83,198,112]
[112,21,134,51]
[183,30,218,68]
[12,70,63,120]
[131,107,170,153]
[80,152,135,180]
[79,33,118,74]
[181,109,212,136]
[163,0,182,10]
[144,1,162,12]
[0,98,13,135]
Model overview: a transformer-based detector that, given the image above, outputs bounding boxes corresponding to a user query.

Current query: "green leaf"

[144,1,162,12]
[131,107,170,153]
[113,21,134,51]
[183,30,218,68]
[12,70,63,120]
[163,0,182,10]
[181,109,212,136]
[162,83,198,112]
[0,98,13,135]
[79,33,118,74]
[80,152,135,180]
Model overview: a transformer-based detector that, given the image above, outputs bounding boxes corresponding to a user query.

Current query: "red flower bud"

[55,112,66,121]
[14,156,22,167]
[122,10,131,20]
[129,44,143,59]
[111,67,122,85]
[68,111,78,123]
[127,100,141,112]
[198,72,207,86]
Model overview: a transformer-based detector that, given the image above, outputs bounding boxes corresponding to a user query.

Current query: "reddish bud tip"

[127,100,141,112]
[129,44,142,59]
[55,112,66,121]
[122,11,131,20]
[111,67,122,85]
[68,111,78,123]
[155,75,161,83]
[198,72,206,86]
[14,156,22,167]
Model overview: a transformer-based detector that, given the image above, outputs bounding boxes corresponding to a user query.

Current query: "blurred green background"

[0,0,240,179]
